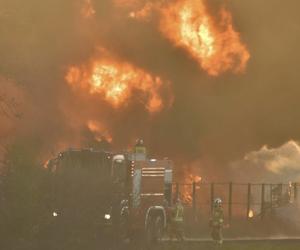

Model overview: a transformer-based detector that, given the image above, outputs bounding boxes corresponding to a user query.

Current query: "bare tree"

[0,93,21,120]
[0,80,23,158]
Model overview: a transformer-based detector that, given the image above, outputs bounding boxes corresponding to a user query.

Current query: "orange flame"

[160,0,250,76]
[87,120,113,143]
[66,55,168,113]
[127,0,165,20]
[81,0,95,18]
[181,174,202,204]
[114,0,138,7]
[129,2,157,20]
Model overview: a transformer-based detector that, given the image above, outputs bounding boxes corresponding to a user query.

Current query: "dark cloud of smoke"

[1,0,300,180]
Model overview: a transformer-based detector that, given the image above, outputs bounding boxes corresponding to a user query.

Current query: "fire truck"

[117,140,173,246]
[47,140,173,247]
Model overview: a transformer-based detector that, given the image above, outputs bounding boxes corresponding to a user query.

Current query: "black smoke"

[1,0,300,179]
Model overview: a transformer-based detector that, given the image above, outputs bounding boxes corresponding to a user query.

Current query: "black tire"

[145,216,163,248]
[118,211,129,242]
[154,216,163,243]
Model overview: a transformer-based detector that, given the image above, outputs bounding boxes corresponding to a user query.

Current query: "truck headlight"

[104,214,111,220]
[53,211,58,217]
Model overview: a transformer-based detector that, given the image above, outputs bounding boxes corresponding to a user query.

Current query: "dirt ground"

[157,239,300,250]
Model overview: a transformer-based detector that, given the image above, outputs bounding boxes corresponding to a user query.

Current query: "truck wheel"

[146,216,163,248]
[154,216,163,242]
[118,212,128,242]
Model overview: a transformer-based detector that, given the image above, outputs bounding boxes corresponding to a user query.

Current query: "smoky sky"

[1,0,300,171]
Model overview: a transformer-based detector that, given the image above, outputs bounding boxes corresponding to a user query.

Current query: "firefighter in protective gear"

[210,198,224,245]
[169,198,184,241]
[133,139,147,160]
[134,139,146,153]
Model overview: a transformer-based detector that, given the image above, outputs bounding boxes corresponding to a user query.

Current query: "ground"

[158,240,300,250]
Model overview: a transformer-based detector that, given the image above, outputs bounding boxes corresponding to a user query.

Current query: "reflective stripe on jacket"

[174,204,184,222]
[212,207,224,226]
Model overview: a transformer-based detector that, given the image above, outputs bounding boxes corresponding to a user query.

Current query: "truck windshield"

[56,150,112,179]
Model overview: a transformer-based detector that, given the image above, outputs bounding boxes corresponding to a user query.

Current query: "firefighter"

[134,139,146,153]
[133,139,147,160]
[210,198,224,246]
[169,198,184,241]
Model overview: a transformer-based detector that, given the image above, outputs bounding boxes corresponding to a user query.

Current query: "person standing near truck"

[169,198,184,241]
[210,198,224,246]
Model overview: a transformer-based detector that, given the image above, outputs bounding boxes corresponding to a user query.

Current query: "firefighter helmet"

[214,198,222,206]
[135,139,144,146]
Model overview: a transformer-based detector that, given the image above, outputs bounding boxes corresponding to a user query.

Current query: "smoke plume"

[1,0,300,181]
[232,140,300,183]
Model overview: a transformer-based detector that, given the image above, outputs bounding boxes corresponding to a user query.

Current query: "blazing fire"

[87,120,113,143]
[126,0,250,76]
[81,0,96,18]
[189,174,202,184]
[129,2,158,20]
[181,174,202,204]
[159,0,250,76]
[66,55,168,113]
[114,0,138,7]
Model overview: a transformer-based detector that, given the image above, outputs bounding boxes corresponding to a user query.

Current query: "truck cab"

[47,148,127,244]
[47,142,174,247]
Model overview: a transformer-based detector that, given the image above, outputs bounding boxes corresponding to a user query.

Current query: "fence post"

[270,184,273,210]
[175,183,179,202]
[210,183,215,213]
[294,183,298,202]
[228,182,233,222]
[246,183,251,219]
[261,184,265,219]
[279,183,283,197]
[192,181,196,222]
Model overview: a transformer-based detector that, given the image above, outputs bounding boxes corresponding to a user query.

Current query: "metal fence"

[172,182,299,222]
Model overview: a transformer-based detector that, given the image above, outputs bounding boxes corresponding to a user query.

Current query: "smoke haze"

[1,0,300,180]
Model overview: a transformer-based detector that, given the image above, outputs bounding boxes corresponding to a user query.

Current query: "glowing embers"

[160,0,250,76]
[66,56,168,113]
